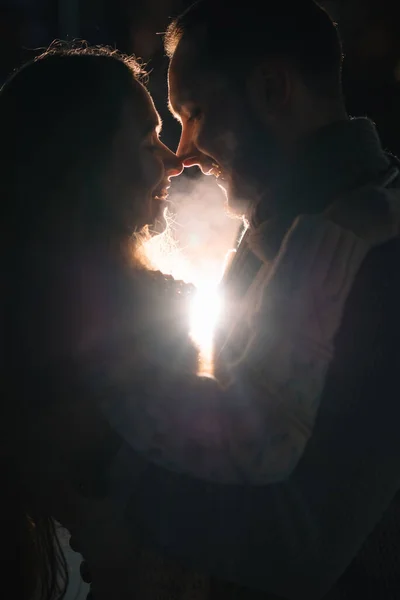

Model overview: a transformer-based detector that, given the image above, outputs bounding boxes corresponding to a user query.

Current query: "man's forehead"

[169,44,196,92]
[169,42,221,115]
[170,34,200,71]
[170,36,212,86]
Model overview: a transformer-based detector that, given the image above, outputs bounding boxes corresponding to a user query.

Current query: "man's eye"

[144,136,160,152]
[188,107,202,122]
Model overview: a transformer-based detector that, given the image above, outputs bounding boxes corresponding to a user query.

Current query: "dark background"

[1,0,400,155]
[1,3,399,598]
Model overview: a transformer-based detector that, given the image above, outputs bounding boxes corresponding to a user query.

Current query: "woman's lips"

[152,183,170,202]
[153,192,168,201]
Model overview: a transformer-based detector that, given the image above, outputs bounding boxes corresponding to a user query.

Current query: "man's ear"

[246,60,291,123]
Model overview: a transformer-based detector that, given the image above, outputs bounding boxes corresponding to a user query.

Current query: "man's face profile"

[168,38,278,216]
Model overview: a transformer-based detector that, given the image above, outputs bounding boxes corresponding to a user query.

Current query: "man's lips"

[181,156,223,178]
[210,163,223,178]
[201,162,223,179]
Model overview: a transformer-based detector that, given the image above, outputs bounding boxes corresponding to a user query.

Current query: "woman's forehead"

[129,79,161,135]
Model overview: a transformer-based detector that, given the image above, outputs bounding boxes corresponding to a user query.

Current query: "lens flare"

[141,214,222,375]
[189,282,222,376]
[140,176,239,376]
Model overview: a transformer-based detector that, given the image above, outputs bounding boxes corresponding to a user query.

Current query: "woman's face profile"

[106,80,183,231]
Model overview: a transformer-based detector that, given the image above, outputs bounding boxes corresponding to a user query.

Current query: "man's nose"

[162,143,184,178]
[176,137,209,166]
[176,133,202,168]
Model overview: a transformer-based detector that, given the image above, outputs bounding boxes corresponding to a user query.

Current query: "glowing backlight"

[189,283,222,375]
[141,211,223,375]
[141,178,239,375]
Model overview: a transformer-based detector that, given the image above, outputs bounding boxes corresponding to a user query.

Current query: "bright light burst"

[189,282,222,375]
[141,208,224,375]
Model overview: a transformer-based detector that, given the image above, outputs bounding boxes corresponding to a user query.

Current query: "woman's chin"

[150,201,168,231]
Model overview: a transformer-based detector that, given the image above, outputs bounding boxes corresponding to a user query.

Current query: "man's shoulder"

[351,235,400,304]
[335,232,400,343]
[321,234,400,417]
[366,233,400,262]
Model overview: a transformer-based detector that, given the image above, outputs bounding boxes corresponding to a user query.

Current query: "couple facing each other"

[3,1,400,600]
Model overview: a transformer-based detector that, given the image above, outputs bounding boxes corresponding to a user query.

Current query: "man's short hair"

[165,0,343,98]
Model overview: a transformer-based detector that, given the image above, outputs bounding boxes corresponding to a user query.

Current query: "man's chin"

[223,187,251,219]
